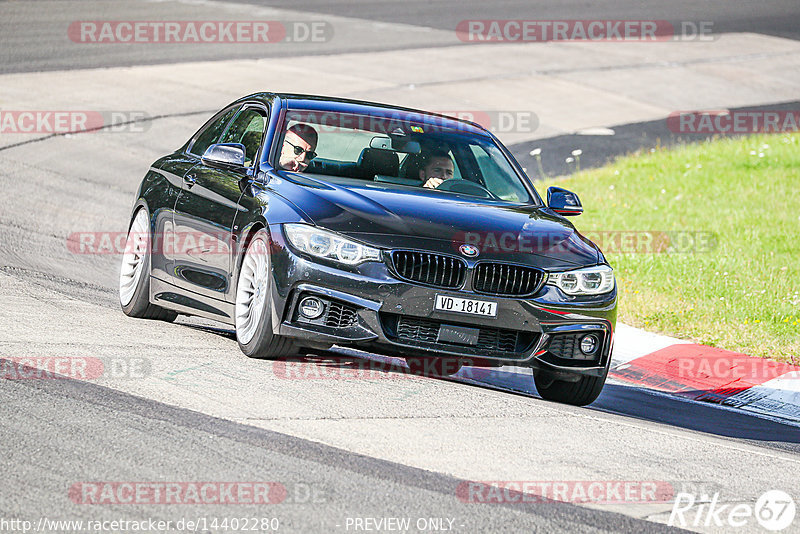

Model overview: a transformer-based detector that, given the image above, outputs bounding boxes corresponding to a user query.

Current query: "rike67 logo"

[669,490,796,531]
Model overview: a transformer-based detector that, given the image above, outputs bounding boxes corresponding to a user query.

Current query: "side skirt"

[150,275,235,325]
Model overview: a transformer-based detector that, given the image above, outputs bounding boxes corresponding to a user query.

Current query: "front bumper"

[269,227,617,378]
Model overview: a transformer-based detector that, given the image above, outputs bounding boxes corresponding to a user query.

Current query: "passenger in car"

[278,123,318,172]
[419,149,455,189]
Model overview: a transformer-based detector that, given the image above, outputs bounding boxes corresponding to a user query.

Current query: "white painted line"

[575,127,616,136]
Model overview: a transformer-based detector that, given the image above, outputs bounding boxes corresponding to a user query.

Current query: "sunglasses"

[285,140,317,161]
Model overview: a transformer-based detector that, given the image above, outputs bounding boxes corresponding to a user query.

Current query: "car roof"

[237,92,492,138]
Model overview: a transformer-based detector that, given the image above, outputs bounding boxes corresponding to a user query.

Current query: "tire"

[234,229,297,359]
[405,356,463,377]
[534,370,608,406]
[119,208,177,322]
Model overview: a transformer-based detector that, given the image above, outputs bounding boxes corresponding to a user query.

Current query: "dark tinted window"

[219,108,267,167]
[281,110,533,203]
[188,106,238,157]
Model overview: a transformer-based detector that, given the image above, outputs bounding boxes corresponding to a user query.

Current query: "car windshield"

[275,109,535,204]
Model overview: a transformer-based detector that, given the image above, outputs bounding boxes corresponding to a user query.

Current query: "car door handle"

[183,173,197,187]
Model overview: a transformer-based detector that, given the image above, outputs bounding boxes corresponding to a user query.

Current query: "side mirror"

[202,143,246,168]
[547,186,583,216]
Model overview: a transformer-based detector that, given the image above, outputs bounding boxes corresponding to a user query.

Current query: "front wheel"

[119,208,177,322]
[235,230,296,359]
[534,370,607,406]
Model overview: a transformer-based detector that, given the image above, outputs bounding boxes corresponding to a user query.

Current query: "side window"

[219,108,267,167]
[188,106,238,158]
[469,144,528,202]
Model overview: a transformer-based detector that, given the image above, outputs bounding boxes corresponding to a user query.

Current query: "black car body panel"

[269,173,600,268]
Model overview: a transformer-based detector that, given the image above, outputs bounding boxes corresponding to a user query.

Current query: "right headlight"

[546,265,615,296]
[283,223,382,266]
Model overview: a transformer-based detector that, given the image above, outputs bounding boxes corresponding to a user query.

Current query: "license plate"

[435,295,497,317]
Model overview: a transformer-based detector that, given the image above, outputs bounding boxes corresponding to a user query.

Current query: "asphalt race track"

[3,0,799,73]
[1,1,799,533]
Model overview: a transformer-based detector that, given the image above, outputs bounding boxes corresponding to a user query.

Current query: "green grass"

[535,134,800,363]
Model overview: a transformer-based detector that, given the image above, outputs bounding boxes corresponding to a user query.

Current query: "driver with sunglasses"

[278,123,318,172]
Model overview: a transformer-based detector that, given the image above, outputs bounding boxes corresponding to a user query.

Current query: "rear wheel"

[405,356,463,377]
[235,230,296,359]
[534,370,608,406]
[119,208,177,322]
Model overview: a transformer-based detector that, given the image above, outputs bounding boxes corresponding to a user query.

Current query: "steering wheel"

[435,178,498,199]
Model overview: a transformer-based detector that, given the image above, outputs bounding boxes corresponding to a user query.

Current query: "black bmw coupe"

[120,93,617,406]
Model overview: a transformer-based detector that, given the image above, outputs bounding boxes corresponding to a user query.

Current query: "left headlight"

[283,223,382,266]
[546,265,615,296]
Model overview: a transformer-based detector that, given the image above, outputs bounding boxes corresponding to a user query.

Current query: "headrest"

[400,153,425,181]
[357,148,399,178]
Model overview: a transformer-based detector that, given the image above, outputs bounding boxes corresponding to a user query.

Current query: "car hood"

[274,173,600,268]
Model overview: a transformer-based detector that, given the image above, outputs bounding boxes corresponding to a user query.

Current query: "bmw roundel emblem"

[459,244,479,257]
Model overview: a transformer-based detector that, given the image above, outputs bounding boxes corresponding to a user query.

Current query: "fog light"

[580,334,599,355]
[299,296,325,319]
